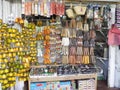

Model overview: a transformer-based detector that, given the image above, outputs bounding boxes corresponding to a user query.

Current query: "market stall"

[0,0,120,90]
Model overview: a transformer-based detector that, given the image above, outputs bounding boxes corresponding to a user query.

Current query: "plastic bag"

[86,5,93,19]
[62,55,69,64]
[108,24,120,45]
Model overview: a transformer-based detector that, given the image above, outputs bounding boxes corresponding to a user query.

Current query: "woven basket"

[74,6,87,15]
[66,8,75,18]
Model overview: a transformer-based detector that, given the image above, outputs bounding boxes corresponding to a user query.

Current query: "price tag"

[6,13,15,26]
[0,83,1,90]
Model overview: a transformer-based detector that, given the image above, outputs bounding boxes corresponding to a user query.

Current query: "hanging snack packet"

[86,4,93,19]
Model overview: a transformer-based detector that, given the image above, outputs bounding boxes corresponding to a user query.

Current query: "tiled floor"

[97,80,120,90]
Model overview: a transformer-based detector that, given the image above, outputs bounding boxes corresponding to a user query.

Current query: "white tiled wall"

[0,0,22,23]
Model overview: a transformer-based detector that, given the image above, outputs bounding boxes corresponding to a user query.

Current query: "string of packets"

[22,0,65,17]
[61,19,96,64]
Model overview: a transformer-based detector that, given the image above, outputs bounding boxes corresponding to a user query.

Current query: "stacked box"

[46,82,60,90]
[59,81,71,90]
[30,81,72,90]
[30,82,47,90]
[79,79,95,90]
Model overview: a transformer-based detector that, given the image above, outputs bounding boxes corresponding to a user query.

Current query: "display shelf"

[30,64,93,68]
[30,64,61,68]
[28,73,97,90]
[29,73,97,82]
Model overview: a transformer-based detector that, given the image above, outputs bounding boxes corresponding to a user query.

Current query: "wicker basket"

[74,5,87,15]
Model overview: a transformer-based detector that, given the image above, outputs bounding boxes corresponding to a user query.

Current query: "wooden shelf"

[29,73,97,90]
[30,64,62,68]
[29,73,97,82]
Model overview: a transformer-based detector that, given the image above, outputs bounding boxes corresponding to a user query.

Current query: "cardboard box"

[30,82,47,90]
[59,81,71,90]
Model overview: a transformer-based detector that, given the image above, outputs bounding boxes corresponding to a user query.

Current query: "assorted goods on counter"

[30,64,96,77]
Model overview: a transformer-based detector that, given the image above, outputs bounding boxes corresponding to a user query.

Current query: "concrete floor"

[97,80,120,90]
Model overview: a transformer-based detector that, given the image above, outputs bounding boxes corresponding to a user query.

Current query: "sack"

[108,24,120,45]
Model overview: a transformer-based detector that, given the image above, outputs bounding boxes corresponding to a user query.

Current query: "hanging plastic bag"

[76,47,83,55]
[69,38,76,46]
[76,56,83,64]
[69,46,76,55]
[25,2,32,15]
[90,56,96,64]
[32,1,35,15]
[94,5,99,19]
[40,1,44,16]
[60,1,65,16]
[62,55,69,64]
[69,55,76,64]
[86,5,93,19]
[76,38,83,46]
[34,1,38,16]
[76,21,83,30]
[90,30,96,39]
[82,55,90,64]
[61,21,70,37]
[69,19,77,38]
[108,24,120,45]
[83,23,89,32]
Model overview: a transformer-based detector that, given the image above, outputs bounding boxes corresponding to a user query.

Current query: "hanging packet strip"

[40,1,44,16]
[76,56,83,64]
[50,1,56,15]
[44,1,47,16]
[38,1,40,15]
[94,5,99,19]
[35,2,38,16]
[60,2,65,16]
[83,23,89,32]
[22,0,25,14]
[69,55,76,64]
[25,2,28,15]
[46,1,50,17]
[55,1,65,16]
[55,2,60,16]
[86,4,93,19]
[32,1,35,15]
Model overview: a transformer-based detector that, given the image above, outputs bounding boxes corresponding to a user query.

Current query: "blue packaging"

[30,82,47,90]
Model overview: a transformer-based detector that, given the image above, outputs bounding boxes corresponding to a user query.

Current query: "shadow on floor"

[97,80,120,90]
